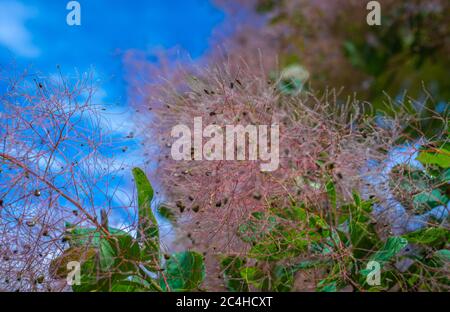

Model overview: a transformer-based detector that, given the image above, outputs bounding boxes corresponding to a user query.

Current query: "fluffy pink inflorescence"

[128,58,402,257]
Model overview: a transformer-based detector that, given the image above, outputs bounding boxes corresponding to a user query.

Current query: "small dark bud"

[176,201,185,213]
[252,192,262,200]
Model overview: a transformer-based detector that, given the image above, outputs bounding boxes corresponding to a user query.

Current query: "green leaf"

[63,224,143,291]
[417,147,450,168]
[240,267,266,289]
[237,212,277,244]
[291,259,332,271]
[440,169,450,183]
[326,179,337,210]
[129,275,162,291]
[110,279,150,292]
[431,249,450,267]
[248,227,309,261]
[413,189,448,211]
[64,223,128,248]
[352,192,362,207]
[345,199,380,259]
[364,236,407,270]
[107,234,142,274]
[269,204,307,222]
[67,225,141,274]
[99,239,115,271]
[132,168,157,237]
[65,224,101,248]
[308,213,330,231]
[318,282,337,292]
[132,168,160,266]
[316,264,343,292]
[160,251,205,291]
[72,256,108,292]
[402,227,449,248]
[220,256,249,292]
[360,236,407,285]
[272,265,295,292]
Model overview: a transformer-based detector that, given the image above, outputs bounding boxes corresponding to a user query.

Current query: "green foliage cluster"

[221,184,449,291]
[50,168,205,292]
[48,137,449,292]
[391,140,449,215]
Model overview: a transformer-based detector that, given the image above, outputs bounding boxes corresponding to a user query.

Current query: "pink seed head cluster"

[133,59,402,253]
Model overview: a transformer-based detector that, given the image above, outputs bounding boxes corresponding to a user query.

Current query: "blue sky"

[0,0,224,101]
[0,0,224,233]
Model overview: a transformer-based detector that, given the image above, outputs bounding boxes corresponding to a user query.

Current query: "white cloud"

[0,0,40,58]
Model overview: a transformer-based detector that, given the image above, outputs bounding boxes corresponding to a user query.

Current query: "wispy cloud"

[0,0,40,58]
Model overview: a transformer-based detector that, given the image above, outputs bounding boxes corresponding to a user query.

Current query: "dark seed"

[34,190,41,197]
[176,201,185,213]
[36,276,44,284]
[192,205,200,213]
[215,201,222,207]
[252,192,262,200]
